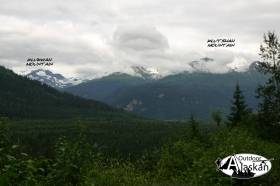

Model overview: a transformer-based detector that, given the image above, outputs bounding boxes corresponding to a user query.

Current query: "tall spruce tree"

[257,31,280,127]
[227,83,249,127]
[189,114,200,138]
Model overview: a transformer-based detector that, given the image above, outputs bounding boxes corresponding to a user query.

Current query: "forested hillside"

[0,66,129,119]
[65,72,147,101]
[65,64,266,119]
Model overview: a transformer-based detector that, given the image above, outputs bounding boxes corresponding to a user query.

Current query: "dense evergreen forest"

[1,32,280,185]
[0,66,136,120]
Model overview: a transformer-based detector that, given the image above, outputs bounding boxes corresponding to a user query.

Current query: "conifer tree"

[257,31,280,127]
[212,111,222,127]
[189,114,200,138]
[227,83,250,127]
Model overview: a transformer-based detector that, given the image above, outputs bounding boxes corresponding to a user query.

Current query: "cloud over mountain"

[0,0,279,77]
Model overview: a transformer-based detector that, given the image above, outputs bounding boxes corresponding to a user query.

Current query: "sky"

[0,0,279,78]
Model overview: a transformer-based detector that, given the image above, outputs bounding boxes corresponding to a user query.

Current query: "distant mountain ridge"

[0,66,133,119]
[65,72,147,101]
[63,62,266,120]
[21,58,255,89]
[22,66,159,88]
[13,61,264,120]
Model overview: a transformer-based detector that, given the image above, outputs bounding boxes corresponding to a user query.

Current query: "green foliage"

[257,31,280,127]
[1,117,280,185]
[188,115,201,139]
[86,160,150,186]
[156,140,204,182]
[47,136,94,185]
[211,111,223,127]
[227,83,250,127]
[156,127,280,185]
[8,119,184,159]
[0,117,47,186]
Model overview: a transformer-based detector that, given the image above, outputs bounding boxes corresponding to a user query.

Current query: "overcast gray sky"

[0,0,279,77]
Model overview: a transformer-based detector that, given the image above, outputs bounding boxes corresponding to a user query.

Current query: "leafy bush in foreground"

[1,116,280,186]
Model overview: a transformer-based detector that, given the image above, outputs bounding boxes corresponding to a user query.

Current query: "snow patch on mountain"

[188,56,254,73]
[131,66,162,80]
[25,69,87,88]
[17,56,256,87]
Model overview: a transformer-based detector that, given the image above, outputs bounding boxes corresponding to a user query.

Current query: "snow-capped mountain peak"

[131,66,161,80]
[26,69,86,88]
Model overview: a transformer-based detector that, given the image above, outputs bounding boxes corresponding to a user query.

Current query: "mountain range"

[16,62,266,120]
[22,66,161,89]
[64,63,264,120]
[21,57,253,89]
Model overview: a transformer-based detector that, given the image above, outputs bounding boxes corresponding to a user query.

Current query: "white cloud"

[0,0,279,78]
[113,25,169,52]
